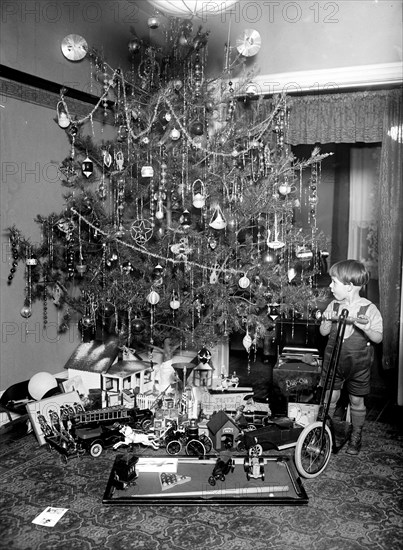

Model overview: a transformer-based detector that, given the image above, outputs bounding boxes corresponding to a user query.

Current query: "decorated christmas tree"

[8,17,330,361]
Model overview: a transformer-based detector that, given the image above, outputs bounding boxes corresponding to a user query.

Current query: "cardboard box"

[287,402,320,427]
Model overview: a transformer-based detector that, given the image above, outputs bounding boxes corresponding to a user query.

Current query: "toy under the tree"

[8,16,331,360]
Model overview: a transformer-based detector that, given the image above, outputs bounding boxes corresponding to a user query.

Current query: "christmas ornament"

[130,219,154,244]
[102,149,112,167]
[210,265,219,284]
[128,38,141,53]
[147,290,160,305]
[208,235,217,250]
[296,246,313,260]
[115,151,124,171]
[236,29,262,57]
[20,305,32,318]
[170,128,181,140]
[81,156,93,178]
[197,347,211,364]
[238,275,250,289]
[141,166,154,178]
[173,79,183,91]
[122,261,134,274]
[180,209,192,229]
[278,182,293,195]
[191,121,204,135]
[101,301,115,318]
[153,264,164,277]
[243,332,253,352]
[56,100,71,128]
[132,318,146,332]
[209,204,226,230]
[61,34,88,61]
[171,238,192,261]
[192,179,205,208]
[147,16,160,29]
[170,294,180,310]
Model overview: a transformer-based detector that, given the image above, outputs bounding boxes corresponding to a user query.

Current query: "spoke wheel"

[294,421,333,478]
[249,444,263,457]
[140,419,152,431]
[186,439,206,456]
[166,440,181,455]
[89,442,103,458]
[199,434,213,454]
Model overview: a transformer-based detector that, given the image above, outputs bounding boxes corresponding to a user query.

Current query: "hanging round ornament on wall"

[61,34,88,61]
[81,156,93,178]
[236,29,261,57]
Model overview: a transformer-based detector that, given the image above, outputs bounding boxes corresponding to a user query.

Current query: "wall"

[0,93,116,390]
[1,1,401,88]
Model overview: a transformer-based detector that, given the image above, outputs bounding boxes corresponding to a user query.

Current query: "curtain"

[378,91,403,371]
[287,91,391,145]
[348,146,381,276]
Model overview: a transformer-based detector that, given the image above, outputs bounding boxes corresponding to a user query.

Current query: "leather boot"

[346,428,362,455]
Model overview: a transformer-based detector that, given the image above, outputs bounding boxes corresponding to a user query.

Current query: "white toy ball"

[28,372,58,400]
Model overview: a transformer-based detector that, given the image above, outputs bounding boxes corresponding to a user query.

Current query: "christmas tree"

[8,18,330,359]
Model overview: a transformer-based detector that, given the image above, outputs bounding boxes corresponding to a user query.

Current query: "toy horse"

[113,425,159,450]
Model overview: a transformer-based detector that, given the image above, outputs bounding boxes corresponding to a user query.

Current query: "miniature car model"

[236,417,304,455]
[111,453,139,491]
[208,455,235,486]
[243,456,265,481]
[74,424,123,457]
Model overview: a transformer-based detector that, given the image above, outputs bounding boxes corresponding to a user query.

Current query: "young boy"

[320,260,383,455]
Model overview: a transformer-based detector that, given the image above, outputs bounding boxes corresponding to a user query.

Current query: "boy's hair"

[329,260,369,287]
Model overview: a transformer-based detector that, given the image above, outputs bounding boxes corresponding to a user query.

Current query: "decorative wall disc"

[236,29,261,57]
[61,34,88,61]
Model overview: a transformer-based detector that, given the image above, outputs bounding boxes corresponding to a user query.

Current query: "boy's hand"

[354,315,369,329]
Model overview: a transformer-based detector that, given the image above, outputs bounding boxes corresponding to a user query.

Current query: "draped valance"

[287,89,400,145]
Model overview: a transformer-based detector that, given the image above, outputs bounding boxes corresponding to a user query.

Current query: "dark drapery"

[378,91,403,371]
[287,88,402,370]
[287,90,391,145]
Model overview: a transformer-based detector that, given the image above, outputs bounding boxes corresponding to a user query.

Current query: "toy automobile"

[74,424,123,457]
[111,453,139,491]
[243,456,265,481]
[236,417,304,455]
[208,454,235,486]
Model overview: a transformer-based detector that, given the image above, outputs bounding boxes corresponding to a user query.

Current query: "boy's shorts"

[327,346,373,396]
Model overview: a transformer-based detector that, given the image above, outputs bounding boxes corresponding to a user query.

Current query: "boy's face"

[329,276,350,301]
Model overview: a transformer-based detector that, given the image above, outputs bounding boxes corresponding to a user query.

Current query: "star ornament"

[130,219,154,244]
